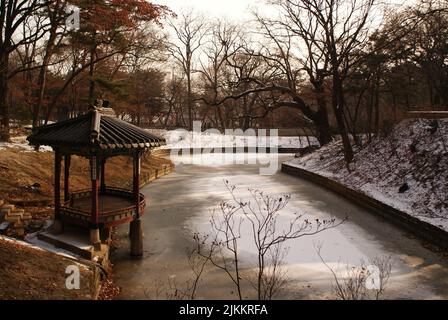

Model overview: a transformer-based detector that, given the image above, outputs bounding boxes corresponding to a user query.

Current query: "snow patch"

[147,128,319,149]
[285,119,448,231]
[0,136,52,152]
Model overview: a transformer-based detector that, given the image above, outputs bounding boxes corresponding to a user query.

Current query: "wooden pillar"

[90,156,101,250]
[100,227,112,244]
[100,158,106,193]
[130,219,143,257]
[133,152,141,209]
[53,149,63,233]
[130,151,143,257]
[64,155,71,202]
[99,157,106,244]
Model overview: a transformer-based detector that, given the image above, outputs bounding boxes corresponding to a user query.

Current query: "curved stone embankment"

[281,163,448,250]
[139,162,174,187]
[156,147,303,155]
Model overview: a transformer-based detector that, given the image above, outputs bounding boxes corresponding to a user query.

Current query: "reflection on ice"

[170,152,283,175]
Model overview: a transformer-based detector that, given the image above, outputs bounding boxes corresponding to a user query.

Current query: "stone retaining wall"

[157,147,300,155]
[281,163,448,250]
[140,163,175,187]
[406,111,448,119]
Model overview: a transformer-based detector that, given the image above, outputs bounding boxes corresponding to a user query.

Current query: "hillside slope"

[0,236,95,299]
[286,118,448,231]
[0,137,172,202]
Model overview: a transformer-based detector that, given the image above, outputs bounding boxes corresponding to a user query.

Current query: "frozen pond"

[113,154,448,299]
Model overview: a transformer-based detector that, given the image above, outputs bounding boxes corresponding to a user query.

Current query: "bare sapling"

[194,180,344,300]
[249,242,289,300]
[316,245,392,300]
[144,247,209,300]
[193,201,245,300]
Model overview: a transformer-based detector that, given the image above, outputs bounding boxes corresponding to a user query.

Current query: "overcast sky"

[154,0,410,21]
[154,0,259,21]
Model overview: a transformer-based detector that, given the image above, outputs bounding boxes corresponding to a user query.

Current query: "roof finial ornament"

[90,99,115,117]
[95,99,103,108]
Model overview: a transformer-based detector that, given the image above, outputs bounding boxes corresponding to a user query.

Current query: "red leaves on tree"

[70,0,173,32]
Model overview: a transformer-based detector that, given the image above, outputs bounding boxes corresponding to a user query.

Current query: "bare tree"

[0,0,52,141]
[163,68,188,127]
[32,0,67,128]
[198,0,377,162]
[268,0,377,162]
[168,10,208,130]
[195,180,344,300]
[316,245,392,300]
[248,242,289,300]
[207,30,322,135]
[195,20,242,130]
[194,206,245,300]
[194,21,271,131]
[250,10,335,146]
[144,246,209,300]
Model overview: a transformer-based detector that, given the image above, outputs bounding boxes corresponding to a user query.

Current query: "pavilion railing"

[59,187,146,227]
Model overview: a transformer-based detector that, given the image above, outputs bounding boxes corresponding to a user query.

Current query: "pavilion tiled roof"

[27,107,165,150]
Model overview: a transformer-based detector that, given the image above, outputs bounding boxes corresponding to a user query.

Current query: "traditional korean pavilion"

[27,100,165,257]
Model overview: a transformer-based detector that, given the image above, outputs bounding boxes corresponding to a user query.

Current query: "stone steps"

[0,200,33,237]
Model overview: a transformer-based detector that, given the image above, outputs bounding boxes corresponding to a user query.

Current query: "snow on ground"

[0,130,317,151]
[147,128,319,149]
[2,124,318,151]
[1,232,84,262]
[0,136,52,152]
[285,118,448,231]
[20,220,84,260]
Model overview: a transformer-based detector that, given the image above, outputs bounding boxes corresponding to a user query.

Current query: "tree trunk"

[391,92,397,121]
[33,55,51,128]
[314,109,332,146]
[89,32,97,104]
[374,74,380,135]
[217,106,225,131]
[367,85,374,143]
[0,51,10,142]
[439,83,448,110]
[32,3,60,128]
[187,71,193,130]
[332,72,353,163]
[186,47,193,130]
[242,116,250,131]
[315,86,332,146]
